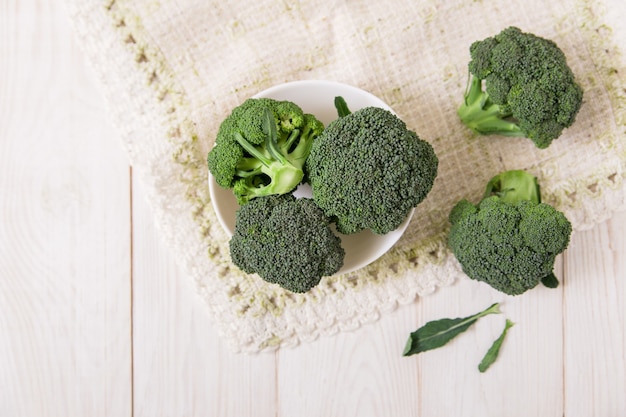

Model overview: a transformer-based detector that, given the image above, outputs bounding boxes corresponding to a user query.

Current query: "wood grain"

[130,176,278,417]
[1,2,625,417]
[563,214,626,417]
[0,2,132,416]
[276,306,421,417]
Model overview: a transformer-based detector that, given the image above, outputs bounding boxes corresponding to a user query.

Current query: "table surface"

[2,3,625,417]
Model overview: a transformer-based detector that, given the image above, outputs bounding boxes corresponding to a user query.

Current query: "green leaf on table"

[403,303,501,356]
[478,319,515,373]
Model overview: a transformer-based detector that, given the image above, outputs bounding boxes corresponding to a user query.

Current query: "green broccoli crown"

[448,170,572,295]
[207,98,324,205]
[305,97,439,235]
[229,194,345,293]
[457,26,583,148]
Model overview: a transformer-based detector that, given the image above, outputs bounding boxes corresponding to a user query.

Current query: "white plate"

[208,80,414,274]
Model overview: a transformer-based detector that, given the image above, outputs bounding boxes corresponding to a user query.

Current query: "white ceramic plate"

[208,80,414,274]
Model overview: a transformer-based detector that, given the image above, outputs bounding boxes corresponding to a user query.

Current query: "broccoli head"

[207,98,325,204]
[229,193,345,293]
[448,170,572,295]
[457,26,583,148]
[305,97,439,235]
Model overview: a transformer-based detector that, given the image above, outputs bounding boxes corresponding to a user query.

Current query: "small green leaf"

[403,303,501,356]
[541,272,560,289]
[334,96,352,118]
[478,319,515,373]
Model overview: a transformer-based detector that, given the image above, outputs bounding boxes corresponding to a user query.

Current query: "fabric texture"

[64,0,626,352]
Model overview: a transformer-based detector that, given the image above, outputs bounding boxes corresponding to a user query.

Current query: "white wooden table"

[1,3,625,416]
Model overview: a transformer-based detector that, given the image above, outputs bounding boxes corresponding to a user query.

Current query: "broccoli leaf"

[541,272,560,288]
[403,303,501,356]
[334,96,352,118]
[478,319,515,373]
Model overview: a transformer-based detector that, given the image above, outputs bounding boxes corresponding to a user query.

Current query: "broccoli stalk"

[457,75,525,137]
[208,98,324,205]
[232,109,305,200]
[483,169,541,205]
[448,169,572,295]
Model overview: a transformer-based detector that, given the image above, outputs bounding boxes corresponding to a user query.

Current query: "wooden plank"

[270,220,625,417]
[130,176,278,417]
[276,303,421,417]
[407,275,563,417]
[564,210,626,416]
[274,260,566,416]
[0,2,133,417]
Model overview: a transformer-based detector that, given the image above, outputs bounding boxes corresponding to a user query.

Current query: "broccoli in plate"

[207,98,324,205]
[448,170,572,295]
[457,26,583,148]
[229,193,345,293]
[305,97,439,235]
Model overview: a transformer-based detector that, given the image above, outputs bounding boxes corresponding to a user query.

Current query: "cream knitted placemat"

[65,0,626,352]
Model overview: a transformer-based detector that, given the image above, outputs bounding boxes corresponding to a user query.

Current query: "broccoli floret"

[457,26,583,148]
[207,98,324,204]
[448,170,572,295]
[229,194,345,293]
[305,97,439,235]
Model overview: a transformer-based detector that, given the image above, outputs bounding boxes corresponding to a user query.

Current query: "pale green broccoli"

[207,98,324,204]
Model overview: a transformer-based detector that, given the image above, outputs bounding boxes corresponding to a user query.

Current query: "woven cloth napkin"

[65,0,626,352]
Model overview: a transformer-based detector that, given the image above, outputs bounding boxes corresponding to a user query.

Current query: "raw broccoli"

[229,193,345,293]
[207,98,324,204]
[448,170,572,295]
[305,97,439,235]
[457,26,583,149]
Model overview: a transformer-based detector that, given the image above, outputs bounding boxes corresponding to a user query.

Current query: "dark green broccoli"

[229,193,345,293]
[448,170,572,295]
[207,98,324,204]
[457,26,583,149]
[305,97,439,235]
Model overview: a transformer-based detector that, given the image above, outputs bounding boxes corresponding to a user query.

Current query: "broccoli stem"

[233,109,291,168]
[235,157,263,175]
[282,129,301,152]
[262,108,289,165]
[233,108,304,195]
[483,170,541,204]
[234,132,273,167]
[458,76,526,137]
